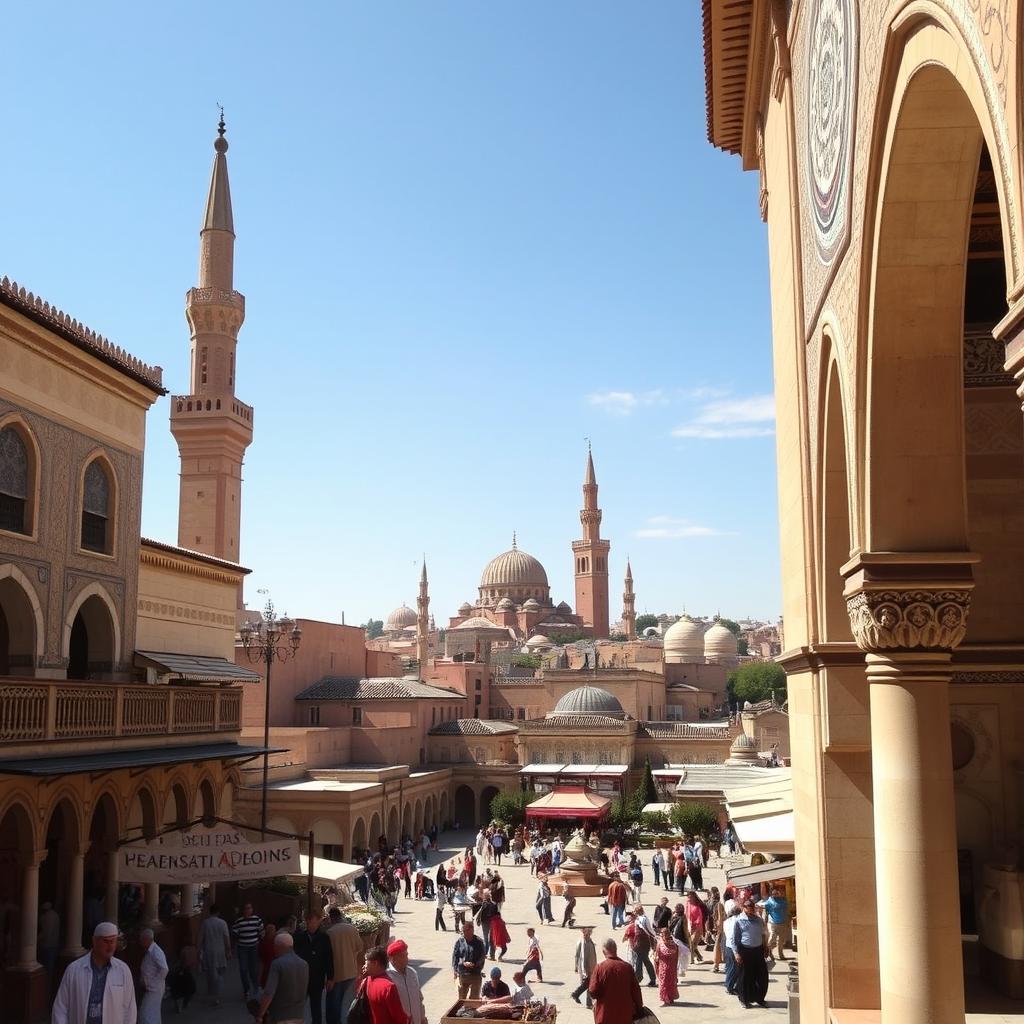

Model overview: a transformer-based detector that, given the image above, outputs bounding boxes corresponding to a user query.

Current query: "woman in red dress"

[489,909,511,960]
[655,926,680,1006]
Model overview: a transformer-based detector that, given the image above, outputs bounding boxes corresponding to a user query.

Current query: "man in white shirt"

[721,899,742,996]
[52,921,136,1024]
[138,928,169,1024]
[387,939,427,1024]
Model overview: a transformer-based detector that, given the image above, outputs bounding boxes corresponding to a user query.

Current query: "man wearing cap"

[571,924,597,1007]
[52,921,137,1024]
[364,944,409,1024]
[481,966,510,1000]
[387,940,426,1024]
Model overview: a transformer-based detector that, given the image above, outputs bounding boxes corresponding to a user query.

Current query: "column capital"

[842,551,977,653]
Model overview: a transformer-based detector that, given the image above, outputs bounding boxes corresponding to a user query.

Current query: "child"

[522,927,543,982]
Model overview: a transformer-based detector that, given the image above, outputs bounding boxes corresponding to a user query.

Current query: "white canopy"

[296,855,363,887]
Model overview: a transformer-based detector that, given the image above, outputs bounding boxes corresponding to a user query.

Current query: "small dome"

[557,601,572,612]
[726,731,762,765]
[663,614,704,662]
[704,621,739,662]
[525,634,551,648]
[553,685,625,717]
[496,597,515,611]
[459,602,473,614]
[480,546,549,589]
[642,626,660,638]
[457,616,502,630]
[385,604,418,631]
[523,598,541,611]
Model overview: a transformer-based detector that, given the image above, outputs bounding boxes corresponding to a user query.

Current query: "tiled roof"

[141,537,250,574]
[295,677,464,701]
[0,276,166,393]
[518,714,634,730]
[640,722,733,740]
[428,719,519,737]
[135,651,262,683]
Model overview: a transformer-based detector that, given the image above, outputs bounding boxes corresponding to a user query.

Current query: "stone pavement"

[152,829,792,1023]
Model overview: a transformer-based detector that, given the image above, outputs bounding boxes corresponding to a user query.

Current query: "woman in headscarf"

[655,926,680,1007]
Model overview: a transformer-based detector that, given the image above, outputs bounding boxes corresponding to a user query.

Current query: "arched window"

[81,460,111,553]
[0,427,30,535]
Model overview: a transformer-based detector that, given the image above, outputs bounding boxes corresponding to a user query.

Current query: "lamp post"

[240,599,302,831]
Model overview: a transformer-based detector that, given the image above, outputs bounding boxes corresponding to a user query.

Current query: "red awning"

[525,785,611,821]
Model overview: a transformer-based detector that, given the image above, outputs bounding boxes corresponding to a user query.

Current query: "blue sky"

[2,2,779,625]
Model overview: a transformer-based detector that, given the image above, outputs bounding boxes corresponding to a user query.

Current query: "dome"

[525,634,551,649]
[557,601,572,612]
[458,602,473,614]
[385,604,418,632]
[496,597,515,611]
[704,621,739,662]
[523,598,540,611]
[663,614,704,663]
[480,546,549,590]
[726,731,761,765]
[553,685,626,717]
[457,616,503,630]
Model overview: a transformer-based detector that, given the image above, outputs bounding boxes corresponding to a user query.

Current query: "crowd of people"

[46,820,792,1023]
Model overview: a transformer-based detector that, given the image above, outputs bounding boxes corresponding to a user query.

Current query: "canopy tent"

[642,802,676,816]
[727,859,796,887]
[525,785,611,821]
[725,775,795,856]
[297,854,364,887]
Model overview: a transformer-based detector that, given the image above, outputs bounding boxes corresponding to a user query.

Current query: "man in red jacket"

[608,877,629,929]
[364,946,410,1024]
[589,938,644,1024]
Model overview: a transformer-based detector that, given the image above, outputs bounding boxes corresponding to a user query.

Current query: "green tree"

[727,661,787,705]
[362,618,384,640]
[489,789,539,826]
[717,617,741,636]
[669,802,721,842]
[635,614,659,634]
[737,637,749,656]
[637,758,658,808]
[639,810,670,834]
[510,654,542,669]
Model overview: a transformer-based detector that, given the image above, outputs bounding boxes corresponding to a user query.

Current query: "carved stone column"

[62,844,87,958]
[17,850,46,970]
[843,553,974,1024]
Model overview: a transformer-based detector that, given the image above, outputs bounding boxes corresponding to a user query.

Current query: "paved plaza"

[160,829,792,1023]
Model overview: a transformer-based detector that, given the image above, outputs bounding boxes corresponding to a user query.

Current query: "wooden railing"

[0,681,243,743]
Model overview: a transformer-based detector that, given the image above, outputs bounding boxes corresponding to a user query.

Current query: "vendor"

[482,967,510,1000]
[479,970,533,1008]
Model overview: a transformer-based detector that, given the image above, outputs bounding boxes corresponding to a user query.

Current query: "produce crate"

[440,998,484,1024]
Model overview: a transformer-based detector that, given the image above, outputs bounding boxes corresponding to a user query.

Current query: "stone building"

[701,0,1024,1020]
[0,118,265,1021]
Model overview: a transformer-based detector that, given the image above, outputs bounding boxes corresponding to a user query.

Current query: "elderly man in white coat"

[139,927,169,1024]
[52,921,136,1024]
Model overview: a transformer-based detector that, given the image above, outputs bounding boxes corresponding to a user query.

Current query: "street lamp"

[240,599,302,831]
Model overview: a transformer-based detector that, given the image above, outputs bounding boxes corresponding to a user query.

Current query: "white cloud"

[587,389,667,416]
[683,385,731,400]
[672,393,775,439]
[635,515,729,539]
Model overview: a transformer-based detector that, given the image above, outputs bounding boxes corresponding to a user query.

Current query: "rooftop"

[295,677,464,701]
[1,275,166,393]
[428,719,519,737]
[518,713,634,731]
[639,722,734,739]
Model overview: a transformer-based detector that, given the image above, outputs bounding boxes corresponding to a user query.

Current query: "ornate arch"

[62,580,121,667]
[0,562,45,663]
[0,413,42,540]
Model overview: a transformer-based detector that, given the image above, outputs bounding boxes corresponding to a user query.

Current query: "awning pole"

[308,829,315,915]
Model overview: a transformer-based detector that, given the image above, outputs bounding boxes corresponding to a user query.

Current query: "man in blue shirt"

[758,887,791,962]
[451,921,486,1000]
[727,898,768,1008]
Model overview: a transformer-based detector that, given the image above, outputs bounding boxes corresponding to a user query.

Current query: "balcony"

[0,680,242,754]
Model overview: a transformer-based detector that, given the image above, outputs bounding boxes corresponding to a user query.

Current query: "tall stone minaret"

[416,559,430,669]
[622,559,636,640]
[572,445,611,638]
[170,114,253,591]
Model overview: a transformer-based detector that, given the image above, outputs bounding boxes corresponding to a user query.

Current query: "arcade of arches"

[703,3,1024,1023]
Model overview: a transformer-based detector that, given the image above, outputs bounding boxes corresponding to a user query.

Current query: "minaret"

[572,445,611,638]
[170,114,253,593]
[416,559,430,669]
[622,560,636,640]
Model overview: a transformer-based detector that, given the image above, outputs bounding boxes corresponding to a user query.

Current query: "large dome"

[385,604,417,631]
[663,614,704,663]
[480,546,549,589]
[553,685,626,718]
[704,621,739,663]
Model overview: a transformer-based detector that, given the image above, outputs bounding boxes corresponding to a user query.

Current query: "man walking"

[232,901,265,1001]
[451,921,486,1000]
[570,925,597,1007]
[138,928,168,1024]
[52,922,136,1024]
[364,945,409,1024]
[607,875,628,929]
[588,938,644,1024]
[387,940,426,1024]
[721,899,741,995]
[294,908,334,1024]
[326,905,364,1024]
[651,849,663,888]
[729,897,769,1008]
[256,932,309,1024]
[629,908,657,987]
[199,904,231,1005]
[759,886,792,961]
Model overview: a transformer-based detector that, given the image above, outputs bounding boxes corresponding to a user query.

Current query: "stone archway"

[41,798,81,958]
[86,793,120,927]
[369,812,382,850]
[414,798,423,837]
[0,799,38,970]
[440,792,449,828]
[386,806,400,847]
[66,591,117,680]
[351,817,367,859]
[454,786,475,829]
[0,566,43,675]
[401,802,412,841]
[479,786,500,825]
